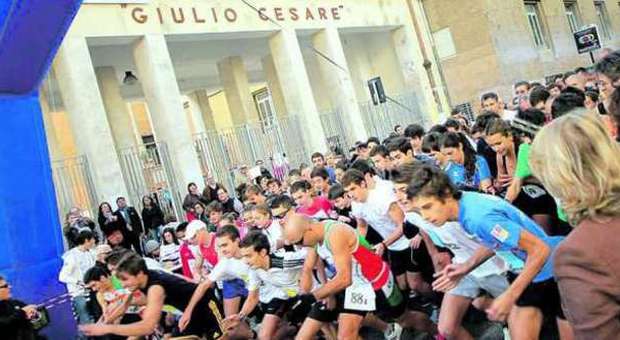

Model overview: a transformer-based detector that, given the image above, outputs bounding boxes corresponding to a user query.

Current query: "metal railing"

[117,142,182,220]
[51,155,98,222]
[194,115,308,194]
[319,107,353,154]
[359,92,429,138]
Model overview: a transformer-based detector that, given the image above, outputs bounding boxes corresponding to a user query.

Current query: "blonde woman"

[530,113,620,340]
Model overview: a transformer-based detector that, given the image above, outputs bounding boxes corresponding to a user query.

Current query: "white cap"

[184,220,207,240]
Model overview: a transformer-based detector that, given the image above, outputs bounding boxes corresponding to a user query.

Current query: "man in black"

[0,276,44,340]
[79,253,225,339]
[115,197,144,255]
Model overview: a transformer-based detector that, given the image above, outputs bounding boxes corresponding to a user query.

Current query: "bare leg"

[258,314,281,340]
[471,295,493,311]
[224,297,241,317]
[337,313,364,340]
[295,318,324,340]
[507,306,543,340]
[437,294,473,340]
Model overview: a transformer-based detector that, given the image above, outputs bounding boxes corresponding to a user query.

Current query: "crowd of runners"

[43,50,620,340]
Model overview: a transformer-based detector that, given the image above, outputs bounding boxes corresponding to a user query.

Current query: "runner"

[225,231,307,340]
[79,253,225,339]
[179,225,250,330]
[406,164,574,340]
[282,214,437,340]
[392,163,509,340]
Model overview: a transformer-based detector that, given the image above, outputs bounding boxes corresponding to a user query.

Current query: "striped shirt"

[245,248,307,303]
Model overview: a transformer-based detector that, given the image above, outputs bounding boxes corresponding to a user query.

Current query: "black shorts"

[507,273,565,320]
[388,248,416,276]
[512,183,557,218]
[260,298,295,318]
[388,245,434,280]
[307,293,367,323]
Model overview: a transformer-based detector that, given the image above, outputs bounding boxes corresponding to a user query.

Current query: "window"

[595,1,612,39]
[564,2,581,32]
[253,88,276,129]
[525,2,548,48]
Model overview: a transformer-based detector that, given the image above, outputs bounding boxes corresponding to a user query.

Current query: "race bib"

[344,283,376,311]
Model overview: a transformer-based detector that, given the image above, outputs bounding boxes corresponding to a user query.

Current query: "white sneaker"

[384,322,403,340]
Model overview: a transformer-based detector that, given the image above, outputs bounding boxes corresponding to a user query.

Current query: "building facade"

[423,0,620,112]
[42,0,448,220]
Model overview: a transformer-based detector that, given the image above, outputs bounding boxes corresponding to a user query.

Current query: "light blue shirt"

[445,155,491,189]
[458,191,563,282]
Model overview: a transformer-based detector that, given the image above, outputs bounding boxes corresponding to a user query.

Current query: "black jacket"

[98,210,129,236]
[116,207,143,234]
[142,205,165,232]
[0,299,42,340]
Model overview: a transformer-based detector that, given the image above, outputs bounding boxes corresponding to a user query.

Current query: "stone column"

[313,27,368,142]
[269,28,328,153]
[261,55,288,117]
[192,89,217,131]
[391,26,440,122]
[52,36,128,203]
[132,34,204,192]
[38,89,62,161]
[216,56,260,126]
[95,66,136,150]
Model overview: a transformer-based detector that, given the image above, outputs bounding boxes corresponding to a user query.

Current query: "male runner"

[79,253,225,339]
[179,225,250,331]
[392,163,509,340]
[226,231,307,340]
[407,165,573,340]
[283,214,437,340]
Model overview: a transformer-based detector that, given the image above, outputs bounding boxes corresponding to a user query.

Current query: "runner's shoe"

[384,322,403,340]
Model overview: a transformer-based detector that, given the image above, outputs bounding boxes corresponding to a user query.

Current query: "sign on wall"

[573,24,601,54]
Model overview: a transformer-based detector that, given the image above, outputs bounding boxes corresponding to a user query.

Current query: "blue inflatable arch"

[0,0,84,337]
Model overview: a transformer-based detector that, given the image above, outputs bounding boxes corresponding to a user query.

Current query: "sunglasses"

[0,283,9,289]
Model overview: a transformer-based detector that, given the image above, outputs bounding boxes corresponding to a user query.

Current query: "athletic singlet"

[322,220,389,290]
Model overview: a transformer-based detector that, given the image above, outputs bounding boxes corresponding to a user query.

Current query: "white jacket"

[58,247,96,297]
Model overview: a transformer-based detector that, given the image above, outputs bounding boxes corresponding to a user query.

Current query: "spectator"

[159,227,181,272]
[193,202,210,227]
[202,176,224,205]
[97,202,131,250]
[182,182,205,219]
[58,230,96,337]
[0,275,45,340]
[217,187,243,215]
[530,113,620,340]
[115,197,143,255]
[63,206,100,249]
[141,195,164,241]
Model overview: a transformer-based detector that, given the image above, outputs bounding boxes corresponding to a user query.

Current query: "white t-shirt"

[261,220,284,254]
[58,247,97,297]
[245,249,307,303]
[351,178,409,251]
[405,212,507,278]
[208,257,251,283]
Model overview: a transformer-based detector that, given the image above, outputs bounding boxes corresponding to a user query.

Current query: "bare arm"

[461,247,495,273]
[505,177,522,203]
[238,289,259,317]
[502,229,550,303]
[311,226,352,300]
[87,286,164,337]
[300,248,319,293]
[384,202,405,246]
[183,279,214,321]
